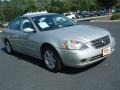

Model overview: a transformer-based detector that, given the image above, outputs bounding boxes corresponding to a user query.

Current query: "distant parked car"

[94,10,106,16]
[0,22,8,28]
[2,13,115,72]
[3,22,8,28]
[64,13,76,20]
[76,11,90,18]
[115,8,120,12]
[87,12,96,17]
[90,11,98,16]
[111,9,115,13]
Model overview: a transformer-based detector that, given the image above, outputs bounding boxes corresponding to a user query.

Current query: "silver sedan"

[2,13,115,72]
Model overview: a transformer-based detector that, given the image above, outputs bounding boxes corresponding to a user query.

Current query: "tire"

[5,41,13,54]
[42,46,62,72]
[83,15,85,18]
[72,17,75,21]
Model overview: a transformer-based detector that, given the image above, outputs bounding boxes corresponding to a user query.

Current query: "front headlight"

[63,40,88,50]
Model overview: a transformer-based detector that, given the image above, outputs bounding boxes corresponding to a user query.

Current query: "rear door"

[7,18,21,51]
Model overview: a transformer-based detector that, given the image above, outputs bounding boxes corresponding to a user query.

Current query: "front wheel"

[72,17,76,21]
[5,41,13,54]
[42,46,62,72]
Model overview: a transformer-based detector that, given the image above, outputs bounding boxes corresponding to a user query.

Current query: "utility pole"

[87,0,89,12]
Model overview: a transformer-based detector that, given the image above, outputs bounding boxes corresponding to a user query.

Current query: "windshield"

[32,14,76,31]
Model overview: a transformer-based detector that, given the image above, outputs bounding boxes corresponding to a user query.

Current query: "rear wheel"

[42,46,62,72]
[5,41,13,54]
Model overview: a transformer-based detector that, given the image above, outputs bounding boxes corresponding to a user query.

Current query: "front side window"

[32,14,76,31]
[20,17,34,30]
[9,18,20,30]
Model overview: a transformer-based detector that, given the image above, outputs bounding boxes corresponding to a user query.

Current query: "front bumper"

[56,37,115,68]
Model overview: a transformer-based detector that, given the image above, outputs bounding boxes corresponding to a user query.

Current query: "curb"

[76,15,112,22]
[90,20,120,22]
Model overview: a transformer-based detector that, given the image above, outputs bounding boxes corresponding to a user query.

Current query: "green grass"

[111,13,120,20]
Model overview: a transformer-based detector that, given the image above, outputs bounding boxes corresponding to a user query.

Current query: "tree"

[4,5,24,21]
[69,0,97,11]
[116,0,120,8]
[24,4,38,13]
[97,0,117,8]
[47,0,65,13]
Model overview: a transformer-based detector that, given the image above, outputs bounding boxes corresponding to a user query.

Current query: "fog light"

[81,59,87,63]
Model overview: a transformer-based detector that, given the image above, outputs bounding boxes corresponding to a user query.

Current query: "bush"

[111,13,120,20]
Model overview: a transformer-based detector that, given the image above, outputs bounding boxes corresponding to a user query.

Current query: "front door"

[18,17,40,57]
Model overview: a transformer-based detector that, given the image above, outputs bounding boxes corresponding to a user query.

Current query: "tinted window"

[20,17,34,30]
[65,14,71,16]
[9,18,20,30]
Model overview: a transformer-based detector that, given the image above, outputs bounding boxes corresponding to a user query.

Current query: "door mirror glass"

[21,17,35,33]
[23,28,34,33]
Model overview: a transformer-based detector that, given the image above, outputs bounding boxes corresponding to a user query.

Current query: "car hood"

[45,25,110,43]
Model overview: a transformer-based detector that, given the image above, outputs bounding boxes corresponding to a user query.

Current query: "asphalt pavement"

[0,22,120,90]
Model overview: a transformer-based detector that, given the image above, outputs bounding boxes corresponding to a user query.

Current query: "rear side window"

[65,14,71,16]
[9,18,20,30]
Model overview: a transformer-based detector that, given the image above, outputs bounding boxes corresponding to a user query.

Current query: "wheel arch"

[40,43,63,65]
[40,43,58,58]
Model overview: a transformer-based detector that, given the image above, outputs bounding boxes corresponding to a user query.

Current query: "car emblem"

[101,40,105,44]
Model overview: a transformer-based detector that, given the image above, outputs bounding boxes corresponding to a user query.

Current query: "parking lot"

[0,22,120,90]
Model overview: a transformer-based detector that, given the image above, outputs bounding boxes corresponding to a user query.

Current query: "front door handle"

[12,34,20,38]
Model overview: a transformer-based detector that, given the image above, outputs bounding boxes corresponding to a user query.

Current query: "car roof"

[8,13,58,25]
[23,12,57,18]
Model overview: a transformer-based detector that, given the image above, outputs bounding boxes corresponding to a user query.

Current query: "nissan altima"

[2,13,115,72]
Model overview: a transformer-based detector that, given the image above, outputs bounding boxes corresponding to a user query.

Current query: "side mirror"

[23,28,35,33]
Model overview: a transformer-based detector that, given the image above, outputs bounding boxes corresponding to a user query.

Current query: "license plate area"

[102,47,111,56]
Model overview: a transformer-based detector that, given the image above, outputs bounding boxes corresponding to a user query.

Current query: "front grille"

[90,54,103,61]
[91,35,110,48]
